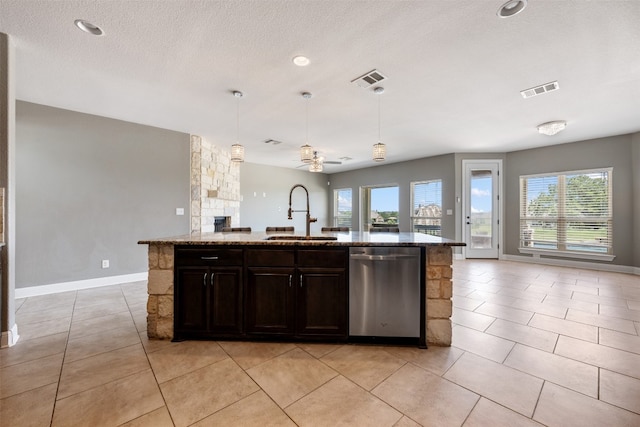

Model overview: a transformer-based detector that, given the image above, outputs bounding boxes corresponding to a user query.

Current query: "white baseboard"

[501,254,638,275]
[1,324,20,348]
[15,272,149,299]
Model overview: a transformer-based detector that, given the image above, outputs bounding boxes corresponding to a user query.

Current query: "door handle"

[203,272,208,287]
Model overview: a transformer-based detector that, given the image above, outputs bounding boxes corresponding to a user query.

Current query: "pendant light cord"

[236,96,240,142]
[378,93,381,141]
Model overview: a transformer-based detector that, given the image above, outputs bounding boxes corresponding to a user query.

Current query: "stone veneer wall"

[146,243,174,339]
[190,135,240,233]
[426,246,453,346]
[147,243,454,346]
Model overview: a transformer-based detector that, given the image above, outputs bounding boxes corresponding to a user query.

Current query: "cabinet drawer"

[176,247,243,266]
[246,248,295,266]
[297,248,347,268]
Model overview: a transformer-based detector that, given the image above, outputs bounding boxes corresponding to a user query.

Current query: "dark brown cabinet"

[174,245,348,342]
[174,247,243,339]
[296,248,348,338]
[246,247,348,340]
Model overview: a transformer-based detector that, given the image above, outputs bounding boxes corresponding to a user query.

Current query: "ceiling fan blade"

[324,160,342,164]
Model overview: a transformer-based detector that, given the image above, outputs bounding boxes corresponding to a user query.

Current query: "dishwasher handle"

[350,254,418,261]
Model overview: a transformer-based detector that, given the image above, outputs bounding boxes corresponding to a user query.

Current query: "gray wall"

[16,102,190,288]
[240,163,329,233]
[328,154,456,236]
[504,135,635,267]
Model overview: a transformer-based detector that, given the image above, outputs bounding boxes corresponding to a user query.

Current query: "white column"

[0,32,18,347]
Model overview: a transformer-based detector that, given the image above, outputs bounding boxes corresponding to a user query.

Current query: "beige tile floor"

[1,259,640,426]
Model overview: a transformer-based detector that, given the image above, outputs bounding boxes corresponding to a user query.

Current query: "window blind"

[411,180,442,236]
[334,188,352,227]
[519,169,612,255]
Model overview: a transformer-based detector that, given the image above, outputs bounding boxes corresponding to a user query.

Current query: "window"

[519,168,613,259]
[361,185,399,230]
[333,188,352,227]
[411,180,442,236]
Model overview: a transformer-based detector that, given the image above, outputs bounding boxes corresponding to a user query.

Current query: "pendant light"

[230,90,244,162]
[309,151,323,173]
[300,92,313,163]
[372,86,386,162]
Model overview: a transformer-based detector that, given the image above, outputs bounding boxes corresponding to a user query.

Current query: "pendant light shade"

[300,144,313,163]
[373,86,386,162]
[231,90,244,162]
[373,142,386,162]
[231,143,245,162]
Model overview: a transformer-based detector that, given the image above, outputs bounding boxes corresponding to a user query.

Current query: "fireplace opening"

[214,216,231,232]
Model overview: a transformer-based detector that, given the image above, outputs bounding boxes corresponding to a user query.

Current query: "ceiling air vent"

[521,81,559,99]
[351,69,387,88]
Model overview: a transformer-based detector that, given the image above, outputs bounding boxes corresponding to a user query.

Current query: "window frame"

[410,179,443,236]
[518,167,615,261]
[333,188,352,228]
[359,184,399,230]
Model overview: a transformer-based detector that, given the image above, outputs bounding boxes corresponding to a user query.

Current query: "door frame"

[461,159,504,259]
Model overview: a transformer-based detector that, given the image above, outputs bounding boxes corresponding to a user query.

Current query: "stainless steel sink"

[264,235,338,241]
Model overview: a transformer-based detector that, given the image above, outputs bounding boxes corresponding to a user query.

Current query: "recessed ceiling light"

[74,19,104,36]
[292,56,310,66]
[537,120,567,136]
[497,0,528,18]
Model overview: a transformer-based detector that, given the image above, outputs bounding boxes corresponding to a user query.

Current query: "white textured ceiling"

[1,0,639,172]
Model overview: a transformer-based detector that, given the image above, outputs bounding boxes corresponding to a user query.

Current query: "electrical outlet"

[101,259,109,269]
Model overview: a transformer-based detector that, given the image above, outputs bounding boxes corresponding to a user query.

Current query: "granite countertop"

[138,231,465,247]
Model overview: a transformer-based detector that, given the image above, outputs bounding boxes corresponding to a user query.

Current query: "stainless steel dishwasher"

[349,247,421,338]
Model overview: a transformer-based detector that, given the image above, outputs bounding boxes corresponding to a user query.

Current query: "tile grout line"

[48,289,78,427]
[118,283,177,427]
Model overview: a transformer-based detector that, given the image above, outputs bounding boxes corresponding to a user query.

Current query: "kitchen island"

[139,231,464,347]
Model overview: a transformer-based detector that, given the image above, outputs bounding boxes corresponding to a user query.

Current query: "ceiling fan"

[296,150,342,171]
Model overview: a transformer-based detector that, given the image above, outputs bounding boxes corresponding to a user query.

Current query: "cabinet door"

[175,267,209,335]
[210,267,243,334]
[297,268,348,338]
[246,267,295,335]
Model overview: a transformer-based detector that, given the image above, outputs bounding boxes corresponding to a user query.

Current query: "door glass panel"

[470,170,493,249]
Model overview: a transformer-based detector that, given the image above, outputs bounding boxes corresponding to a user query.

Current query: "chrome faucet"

[288,184,317,237]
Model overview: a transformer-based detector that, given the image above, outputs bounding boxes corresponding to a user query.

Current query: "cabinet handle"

[203,272,208,287]
[211,272,215,286]
[289,275,292,287]
[300,274,303,287]
[201,256,219,260]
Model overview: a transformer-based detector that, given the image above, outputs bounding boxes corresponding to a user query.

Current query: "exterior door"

[463,160,500,258]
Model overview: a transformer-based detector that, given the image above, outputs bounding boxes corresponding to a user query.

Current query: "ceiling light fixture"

[372,87,386,162]
[230,90,245,162]
[537,120,567,136]
[309,152,323,173]
[293,56,310,66]
[74,19,104,36]
[300,92,314,163]
[497,0,528,18]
